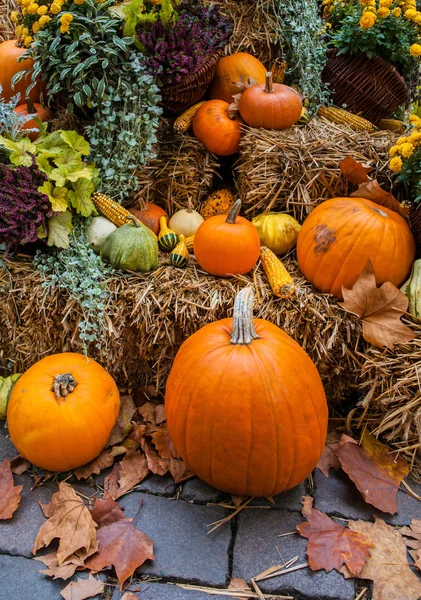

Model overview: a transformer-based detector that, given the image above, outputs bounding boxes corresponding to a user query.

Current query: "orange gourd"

[0,40,43,104]
[7,353,120,472]
[165,287,328,497]
[192,100,244,156]
[129,203,169,235]
[14,102,52,141]
[194,199,260,277]
[238,72,302,130]
[209,52,267,103]
[297,197,415,298]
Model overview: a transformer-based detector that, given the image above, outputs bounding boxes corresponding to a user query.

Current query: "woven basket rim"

[326,47,405,80]
[160,49,224,94]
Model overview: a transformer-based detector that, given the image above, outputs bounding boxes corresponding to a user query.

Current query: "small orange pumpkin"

[238,72,302,130]
[194,199,260,277]
[14,101,52,141]
[7,353,120,472]
[128,203,169,235]
[192,99,244,156]
[165,286,328,497]
[0,40,43,104]
[209,52,267,103]
[297,197,416,298]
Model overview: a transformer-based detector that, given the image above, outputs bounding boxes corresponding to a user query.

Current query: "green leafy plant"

[388,113,421,202]
[0,85,38,143]
[122,0,179,44]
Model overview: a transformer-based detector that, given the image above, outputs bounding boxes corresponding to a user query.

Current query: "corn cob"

[378,118,405,133]
[270,58,287,84]
[92,192,132,227]
[174,101,207,133]
[260,246,294,299]
[318,106,376,133]
[185,234,195,252]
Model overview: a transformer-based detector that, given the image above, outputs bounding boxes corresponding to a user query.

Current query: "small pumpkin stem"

[187,197,192,213]
[226,199,242,224]
[25,97,36,114]
[231,287,259,345]
[265,72,274,94]
[51,373,78,400]
[126,215,141,227]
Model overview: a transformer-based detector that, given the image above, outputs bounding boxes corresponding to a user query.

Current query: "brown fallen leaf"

[36,542,99,580]
[90,497,126,528]
[350,180,409,222]
[141,439,170,476]
[168,459,195,484]
[74,451,114,480]
[60,574,104,600]
[120,593,139,600]
[316,430,342,477]
[339,260,415,349]
[32,482,97,564]
[103,451,150,500]
[138,401,157,426]
[155,404,166,425]
[340,156,371,184]
[107,395,137,447]
[150,429,179,460]
[10,455,30,475]
[401,518,421,570]
[336,432,409,514]
[345,518,421,600]
[301,495,314,518]
[297,497,373,576]
[0,459,23,520]
[228,577,253,599]
[30,472,53,490]
[86,518,155,590]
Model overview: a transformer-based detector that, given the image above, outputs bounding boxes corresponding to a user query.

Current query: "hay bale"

[0,0,16,43]
[236,118,398,221]
[132,118,219,214]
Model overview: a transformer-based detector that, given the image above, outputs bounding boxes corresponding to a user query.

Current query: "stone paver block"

[112,581,235,600]
[0,554,104,600]
[95,470,176,497]
[314,469,421,526]
[250,481,307,512]
[118,492,231,585]
[0,473,94,558]
[233,509,355,600]
[181,477,224,503]
[0,422,18,460]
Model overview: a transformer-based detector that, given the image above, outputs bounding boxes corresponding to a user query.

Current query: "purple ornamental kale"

[0,161,53,255]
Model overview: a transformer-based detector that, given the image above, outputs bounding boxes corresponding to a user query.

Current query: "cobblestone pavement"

[1,422,420,600]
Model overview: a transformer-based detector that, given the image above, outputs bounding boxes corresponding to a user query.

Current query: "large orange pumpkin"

[209,52,267,103]
[192,100,244,156]
[14,102,52,141]
[238,72,302,130]
[165,287,328,497]
[128,203,169,235]
[194,199,260,277]
[7,353,120,472]
[297,197,415,298]
[0,40,43,104]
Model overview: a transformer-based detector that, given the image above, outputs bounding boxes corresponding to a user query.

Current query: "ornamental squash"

[252,213,301,255]
[297,197,415,299]
[101,215,158,272]
[238,72,302,130]
[170,234,189,268]
[165,287,328,497]
[192,100,244,156]
[209,52,267,103]
[86,216,117,253]
[401,259,421,317]
[169,199,204,237]
[158,216,178,252]
[0,373,21,420]
[7,353,120,471]
[128,203,169,235]
[194,199,260,277]
[201,189,236,219]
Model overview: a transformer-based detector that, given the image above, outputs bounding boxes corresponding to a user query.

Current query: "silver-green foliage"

[86,53,162,204]
[0,85,37,141]
[258,0,329,108]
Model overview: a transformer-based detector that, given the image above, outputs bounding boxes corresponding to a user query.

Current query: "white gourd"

[169,198,204,237]
[86,216,117,253]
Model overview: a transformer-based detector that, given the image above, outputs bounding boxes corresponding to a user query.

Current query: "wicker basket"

[322,48,408,123]
[410,202,421,258]
[160,49,223,115]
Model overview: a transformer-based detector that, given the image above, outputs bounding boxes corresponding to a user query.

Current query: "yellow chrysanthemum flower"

[22,26,29,35]
[10,11,19,23]
[50,3,61,13]
[365,6,377,11]
[59,24,69,33]
[21,8,28,15]
[392,7,402,16]
[60,12,73,22]
[389,145,399,156]
[390,156,403,171]
[27,2,39,13]
[397,136,408,145]
[408,131,421,144]
[400,142,415,158]
[377,6,390,16]
[380,0,393,6]
[405,8,417,18]
[37,4,48,14]
[15,24,23,37]
[414,13,421,24]
[24,35,33,47]
[360,12,377,27]
[409,114,421,125]
[39,14,51,24]
[32,20,41,32]
[74,0,85,4]
[410,43,421,56]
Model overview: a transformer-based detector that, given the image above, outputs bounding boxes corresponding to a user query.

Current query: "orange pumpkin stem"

[230,287,259,345]
[264,72,274,94]
[226,199,242,224]
[51,373,78,400]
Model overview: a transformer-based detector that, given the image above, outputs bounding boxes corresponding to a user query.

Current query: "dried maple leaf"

[350,180,409,222]
[32,482,97,564]
[316,430,342,477]
[138,402,157,426]
[339,260,415,348]
[141,439,170,476]
[60,574,104,600]
[151,429,179,460]
[228,578,253,599]
[301,495,314,517]
[336,432,409,514]
[90,497,126,528]
[107,395,137,447]
[103,450,149,500]
[85,518,155,590]
[155,404,166,425]
[35,538,100,580]
[401,518,421,570]
[0,459,23,520]
[345,518,421,600]
[10,455,30,475]
[168,459,194,484]
[74,451,114,480]
[340,156,371,184]
[297,498,373,576]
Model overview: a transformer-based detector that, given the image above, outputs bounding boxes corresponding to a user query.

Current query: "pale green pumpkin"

[101,216,158,273]
[401,259,421,317]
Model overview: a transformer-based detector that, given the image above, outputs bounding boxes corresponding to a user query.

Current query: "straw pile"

[237,118,398,221]
[0,0,16,43]
[132,119,219,213]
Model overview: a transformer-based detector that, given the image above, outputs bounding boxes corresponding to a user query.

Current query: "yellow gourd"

[158,216,178,252]
[170,234,190,268]
[252,213,301,255]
